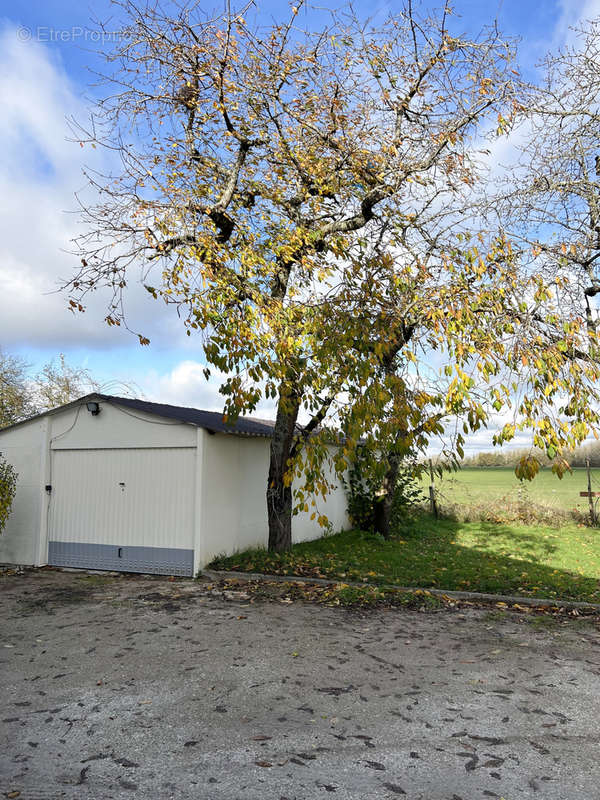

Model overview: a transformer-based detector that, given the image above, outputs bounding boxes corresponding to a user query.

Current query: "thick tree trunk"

[267,387,301,551]
[374,451,401,539]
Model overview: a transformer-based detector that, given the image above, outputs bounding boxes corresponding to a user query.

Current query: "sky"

[1,0,600,452]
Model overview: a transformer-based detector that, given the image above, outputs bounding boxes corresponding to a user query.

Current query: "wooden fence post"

[587,458,597,526]
[429,459,438,519]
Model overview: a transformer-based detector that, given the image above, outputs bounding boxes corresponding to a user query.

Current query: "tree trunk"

[374,451,401,539]
[267,387,301,551]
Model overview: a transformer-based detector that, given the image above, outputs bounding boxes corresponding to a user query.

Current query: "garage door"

[48,448,196,576]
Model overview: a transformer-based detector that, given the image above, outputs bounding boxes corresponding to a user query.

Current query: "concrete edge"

[201,569,600,612]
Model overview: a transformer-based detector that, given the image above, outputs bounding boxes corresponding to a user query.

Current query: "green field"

[427,467,600,515]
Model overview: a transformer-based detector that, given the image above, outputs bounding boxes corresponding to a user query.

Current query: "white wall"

[0,418,45,565]
[293,445,350,543]
[197,433,267,567]
[197,433,349,566]
[51,402,196,450]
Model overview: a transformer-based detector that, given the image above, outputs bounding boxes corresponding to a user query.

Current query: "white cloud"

[0,25,190,352]
[556,0,600,44]
[139,360,279,420]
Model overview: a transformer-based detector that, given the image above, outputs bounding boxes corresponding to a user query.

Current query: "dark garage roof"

[0,393,276,438]
[98,394,276,437]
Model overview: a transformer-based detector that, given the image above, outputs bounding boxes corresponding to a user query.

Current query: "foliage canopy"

[66,1,600,547]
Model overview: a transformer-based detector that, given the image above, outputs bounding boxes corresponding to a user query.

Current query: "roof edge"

[0,393,277,439]
[0,393,106,435]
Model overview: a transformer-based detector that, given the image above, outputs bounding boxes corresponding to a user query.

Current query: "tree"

[0,351,99,427]
[0,350,35,428]
[34,354,100,410]
[500,19,600,338]
[0,455,17,534]
[490,19,600,476]
[0,351,134,429]
[67,0,523,549]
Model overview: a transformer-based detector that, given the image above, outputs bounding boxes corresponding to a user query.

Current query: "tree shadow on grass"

[468,521,559,559]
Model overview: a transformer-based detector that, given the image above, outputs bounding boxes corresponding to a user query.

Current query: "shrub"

[345,454,380,531]
[0,454,17,533]
[390,463,426,528]
[345,448,425,533]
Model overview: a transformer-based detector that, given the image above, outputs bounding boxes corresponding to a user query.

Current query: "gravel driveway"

[1,569,600,799]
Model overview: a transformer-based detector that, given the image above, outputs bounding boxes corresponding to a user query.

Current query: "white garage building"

[0,394,349,577]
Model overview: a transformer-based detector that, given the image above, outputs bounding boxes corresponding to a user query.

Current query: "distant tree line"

[0,350,138,429]
[459,443,600,469]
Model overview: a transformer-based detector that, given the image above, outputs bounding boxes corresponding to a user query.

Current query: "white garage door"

[48,447,196,576]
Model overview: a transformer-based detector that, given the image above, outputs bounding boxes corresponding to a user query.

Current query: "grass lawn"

[210,516,600,604]
[428,467,600,514]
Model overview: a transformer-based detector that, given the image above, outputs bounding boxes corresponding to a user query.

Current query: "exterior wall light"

[86,401,101,416]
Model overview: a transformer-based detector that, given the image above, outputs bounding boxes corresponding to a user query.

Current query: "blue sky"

[1,0,599,448]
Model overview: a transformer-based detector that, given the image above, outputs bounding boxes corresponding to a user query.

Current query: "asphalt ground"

[1,569,600,799]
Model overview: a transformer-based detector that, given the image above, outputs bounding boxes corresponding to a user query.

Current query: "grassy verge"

[209,515,600,604]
